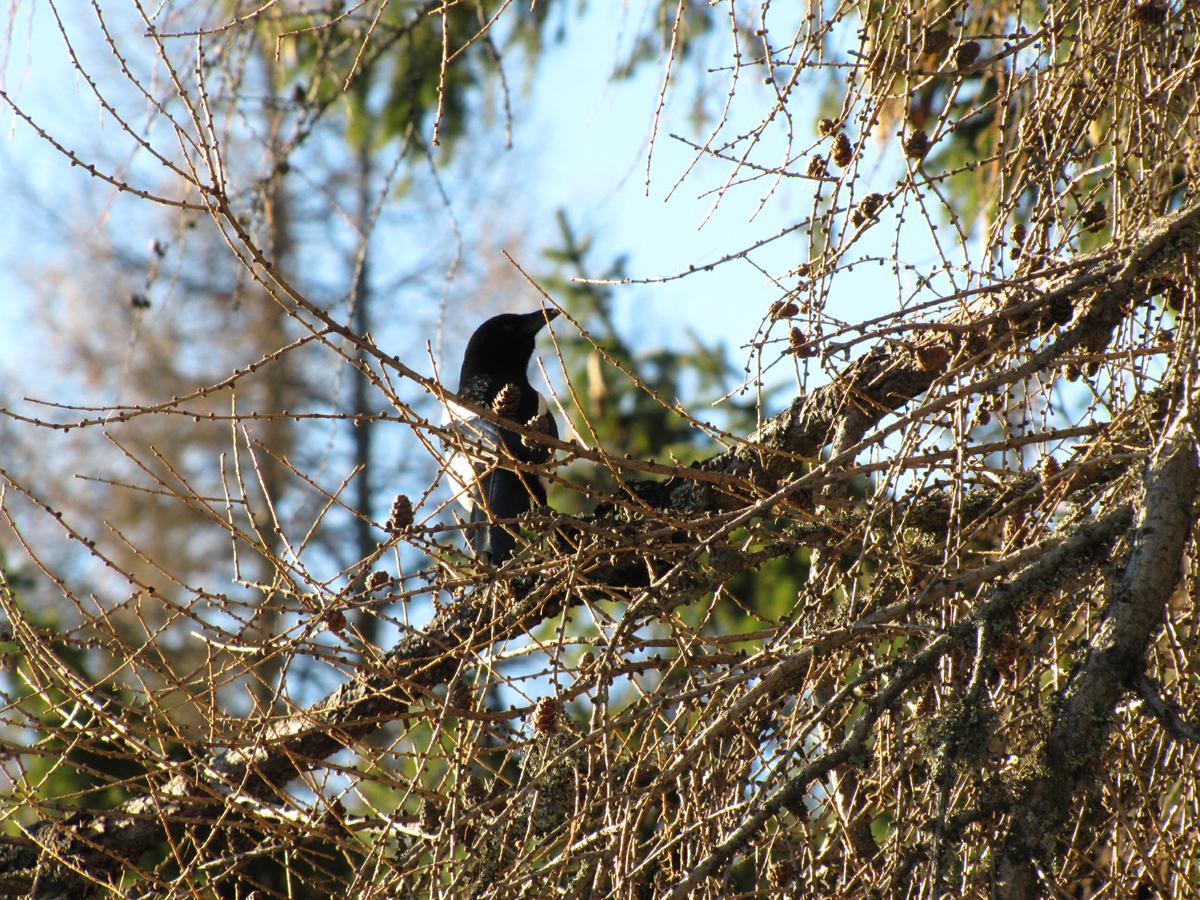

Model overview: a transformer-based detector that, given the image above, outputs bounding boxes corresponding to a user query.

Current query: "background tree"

[1,0,1198,898]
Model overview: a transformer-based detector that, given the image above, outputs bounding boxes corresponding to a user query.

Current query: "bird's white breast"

[441,401,498,513]
[439,391,554,512]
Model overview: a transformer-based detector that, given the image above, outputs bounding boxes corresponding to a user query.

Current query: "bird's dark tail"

[467,469,524,564]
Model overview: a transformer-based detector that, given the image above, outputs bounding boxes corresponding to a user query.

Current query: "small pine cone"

[981,394,1003,425]
[850,209,867,228]
[969,403,991,430]
[316,798,347,831]
[320,607,347,632]
[419,800,442,834]
[1002,512,1028,548]
[1166,284,1187,313]
[904,129,931,160]
[806,155,828,178]
[1010,222,1027,259]
[914,342,950,373]
[1081,201,1107,233]
[1133,0,1169,26]
[769,859,798,889]
[1026,254,1049,276]
[770,300,801,320]
[521,411,556,456]
[1040,455,1061,483]
[995,633,1022,680]
[534,696,563,735]
[1061,362,1081,382]
[1048,295,1073,326]
[867,47,887,78]
[788,326,816,358]
[366,570,391,592]
[463,777,486,806]
[386,494,414,534]
[922,28,952,57]
[817,117,837,136]
[955,40,981,69]
[832,132,854,167]
[859,192,885,218]
[447,680,470,712]
[793,262,811,278]
[579,650,596,673]
[492,383,521,417]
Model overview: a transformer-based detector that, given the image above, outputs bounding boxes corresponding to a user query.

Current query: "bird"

[441,308,560,564]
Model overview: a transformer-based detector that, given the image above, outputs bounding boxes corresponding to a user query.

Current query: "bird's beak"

[524,308,560,333]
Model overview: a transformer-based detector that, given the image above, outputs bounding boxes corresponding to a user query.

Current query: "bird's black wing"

[442,403,546,565]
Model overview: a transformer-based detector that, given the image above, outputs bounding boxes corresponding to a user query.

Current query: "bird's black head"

[458,308,559,390]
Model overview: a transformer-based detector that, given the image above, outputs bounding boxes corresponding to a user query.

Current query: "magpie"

[441,308,559,564]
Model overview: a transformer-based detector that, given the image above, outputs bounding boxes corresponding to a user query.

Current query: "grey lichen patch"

[921,701,997,770]
[668,477,711,515]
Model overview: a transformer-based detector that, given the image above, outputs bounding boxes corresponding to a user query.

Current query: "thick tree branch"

[1136,674,1200,745]
[992,397,1199,898]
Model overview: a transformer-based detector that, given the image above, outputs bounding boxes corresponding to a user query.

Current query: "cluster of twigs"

[1,0,1199,898]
